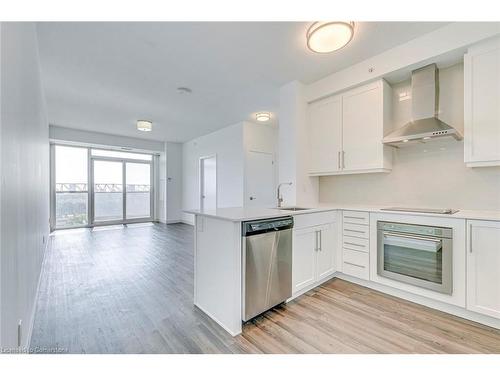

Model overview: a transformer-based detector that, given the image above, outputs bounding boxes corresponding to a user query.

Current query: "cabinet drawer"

[342,211,369,225]
[294,211,336,229]
[342,249,369,280]
[343,222,369,239]
[342,235,369,253]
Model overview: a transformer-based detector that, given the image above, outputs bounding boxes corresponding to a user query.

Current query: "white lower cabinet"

[341,210,370,280]
[292,223,336,295]
[467,220,500,319]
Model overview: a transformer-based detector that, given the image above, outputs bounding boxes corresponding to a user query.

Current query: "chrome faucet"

[277,182,292,208]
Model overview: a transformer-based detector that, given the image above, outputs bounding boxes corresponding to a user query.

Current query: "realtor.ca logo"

[1,345,68,354]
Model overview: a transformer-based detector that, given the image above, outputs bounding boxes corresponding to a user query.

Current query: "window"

[51,144,155,229]
[55,145,88,228]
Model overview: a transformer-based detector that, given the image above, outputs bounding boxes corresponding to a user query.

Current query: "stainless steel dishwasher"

[242,216,293,321]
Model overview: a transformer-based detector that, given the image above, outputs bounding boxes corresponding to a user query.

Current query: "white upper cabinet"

[464,36,500,167]
[308,95,342,174]
[307,80,393,176]
[467,220,500,319]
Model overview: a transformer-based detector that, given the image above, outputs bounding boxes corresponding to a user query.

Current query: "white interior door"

[245,151,275,208]
[200,155,217,211]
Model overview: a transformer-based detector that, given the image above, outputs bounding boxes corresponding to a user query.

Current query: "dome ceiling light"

[255,112,271,122]
[137,120,153,132]
[306,21,355,54]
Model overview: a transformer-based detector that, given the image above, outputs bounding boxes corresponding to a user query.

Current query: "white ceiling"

[36,22,448,143]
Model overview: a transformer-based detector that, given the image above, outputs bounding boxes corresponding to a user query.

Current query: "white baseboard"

[180,219,194,226]
[194,303,242,336]
[26,233,50,349]
[287,273,336,302]
[159,219,193,225]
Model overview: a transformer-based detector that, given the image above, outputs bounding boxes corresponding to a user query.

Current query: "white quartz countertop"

[183,205,500,222]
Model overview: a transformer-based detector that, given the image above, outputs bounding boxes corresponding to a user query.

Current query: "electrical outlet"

[18,320,22,347]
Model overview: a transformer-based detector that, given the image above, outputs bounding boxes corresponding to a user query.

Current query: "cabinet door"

[464,37,500,167]
[467,220,500,319]
[308,96,342,174]
[292,227,317,293]
[342,84,383,171]
[316,223,336,280]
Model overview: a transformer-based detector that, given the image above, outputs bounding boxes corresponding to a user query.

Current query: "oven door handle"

[382,231,442,243]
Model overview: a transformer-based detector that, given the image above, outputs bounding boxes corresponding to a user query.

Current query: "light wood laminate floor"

[31,223,500,354]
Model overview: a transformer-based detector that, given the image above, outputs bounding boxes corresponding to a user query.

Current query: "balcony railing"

[56,183,150,193]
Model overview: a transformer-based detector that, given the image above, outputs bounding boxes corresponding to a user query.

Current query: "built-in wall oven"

[377,221,453,295]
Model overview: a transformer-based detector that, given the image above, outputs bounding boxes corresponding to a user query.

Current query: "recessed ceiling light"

[137,120,152,132]
[256,112,271,122]
[306,21,355,54]
[177,87,192,95]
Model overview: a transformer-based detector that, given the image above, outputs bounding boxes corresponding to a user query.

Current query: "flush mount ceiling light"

[306,21,355,54]
[255,112,271,122]
[137,120,152,132]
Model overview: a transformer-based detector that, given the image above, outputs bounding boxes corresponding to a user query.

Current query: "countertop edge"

[183,207,500,223]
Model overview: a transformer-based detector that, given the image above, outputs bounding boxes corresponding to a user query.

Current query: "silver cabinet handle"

[344,228,366,234]
[337,151,340,170]
[344,261,365,268]
[342,151,345,169]
[314,230,318,251]
[343,241,365,248]
[319,230,322,251]
[344,216,365,220]
[469,223,473,253]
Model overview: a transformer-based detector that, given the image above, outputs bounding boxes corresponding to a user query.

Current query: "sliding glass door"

[125,162,151,219]
[92,160,124,222]
[90,152,153,225]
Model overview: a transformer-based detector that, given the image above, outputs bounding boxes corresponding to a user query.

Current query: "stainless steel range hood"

[383,64,463,146]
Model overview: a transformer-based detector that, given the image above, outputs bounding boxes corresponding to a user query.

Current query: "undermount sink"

[276,207,312,211]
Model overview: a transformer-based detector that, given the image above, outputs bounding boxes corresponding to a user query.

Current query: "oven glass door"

[378,229,452,294]
[383,232,443,283]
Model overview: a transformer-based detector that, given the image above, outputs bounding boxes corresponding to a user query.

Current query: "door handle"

[249,196,256,200]
[319,230,322,251]
[337,151,341,170]
[342,151,346,169]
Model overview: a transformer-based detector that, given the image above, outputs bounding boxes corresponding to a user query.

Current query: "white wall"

[1,23,49,348]
[166,142,183,223]
[319,63,500,210]
[182,122,245,224]
[49,125,165,152]
[278,81,319,207]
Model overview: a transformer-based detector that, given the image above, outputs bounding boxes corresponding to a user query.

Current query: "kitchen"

[2,7,500,373]
[185,26,500,339]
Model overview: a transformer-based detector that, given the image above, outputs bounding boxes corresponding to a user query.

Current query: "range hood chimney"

[383,63,463,146]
